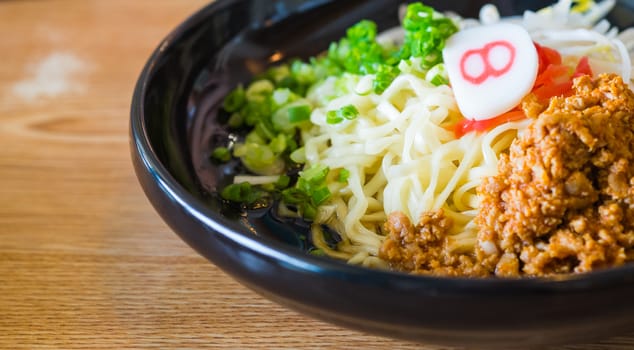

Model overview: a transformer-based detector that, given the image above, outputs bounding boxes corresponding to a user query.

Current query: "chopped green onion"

[337,168,350,183]
[287,104,311,123]
[302,203,318,220]
[223,85,246,112]
[275,175,290,189]
[425,63,449,86]
[227,112,245,128]
[326,110,343,124]
[290,147,306,164]
[272,88,294,108]
[285,134,298,152]
[400,2,458,69]
[282,187,305,204]
[272,102,311,132]
[233,143,285,175]
[310,56,343,81]
[269,134,287,154]
[340,105,359,119]
[346,19,377,42]
[244,130,265,145]
[327,19,391,77]
[290,60,316,85]
[311,186,331,206]
[265,65,291,84]
[246,80,274,101]
[243,99,271,126]
[309,248,326,256]
[326,104,359,124]
[211,146,231,162]
[221,182,261,204]
[299,164,329,185]
[429,74,448,86]
[373,65,400,94]
[254,120,276,141]
[281,164,331,220]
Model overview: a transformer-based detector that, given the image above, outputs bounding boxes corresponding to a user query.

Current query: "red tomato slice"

[454,110,526,138]
[533,80,573,100]
[534,64,570,87]
[535,42,562,74]
[573,56,592,78]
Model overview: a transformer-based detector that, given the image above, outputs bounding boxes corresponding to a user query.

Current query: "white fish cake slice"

[443,23,539,121]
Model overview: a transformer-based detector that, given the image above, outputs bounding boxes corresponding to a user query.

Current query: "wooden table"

[1,1,633,349]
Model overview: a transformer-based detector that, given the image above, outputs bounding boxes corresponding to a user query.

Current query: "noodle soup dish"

[131,0,634,346]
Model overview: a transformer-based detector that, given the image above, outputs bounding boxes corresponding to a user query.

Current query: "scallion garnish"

[223,85,246,112]
[287,104,311,123]
[400,2,458,69]
[281,164,331,220]
[326,105,359,124]
[211,146,231,163]
[337,168,350,183]
[221,182,262,204]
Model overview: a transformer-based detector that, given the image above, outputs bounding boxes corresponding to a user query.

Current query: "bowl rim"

[130,0,634,294]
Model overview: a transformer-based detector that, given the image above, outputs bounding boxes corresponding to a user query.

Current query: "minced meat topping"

[379,210,489,277]
[380,74,634,277]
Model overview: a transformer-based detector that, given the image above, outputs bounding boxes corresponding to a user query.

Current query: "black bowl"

[130,0,634,347]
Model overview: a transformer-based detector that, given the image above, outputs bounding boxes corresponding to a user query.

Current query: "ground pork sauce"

[379,74,634,277]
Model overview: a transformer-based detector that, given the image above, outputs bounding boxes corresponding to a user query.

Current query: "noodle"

[302,71,525,264]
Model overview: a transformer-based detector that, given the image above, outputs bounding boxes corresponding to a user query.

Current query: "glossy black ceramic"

[131,0,634,347]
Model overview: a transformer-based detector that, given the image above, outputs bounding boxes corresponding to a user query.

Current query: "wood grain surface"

[1,1,634,349]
